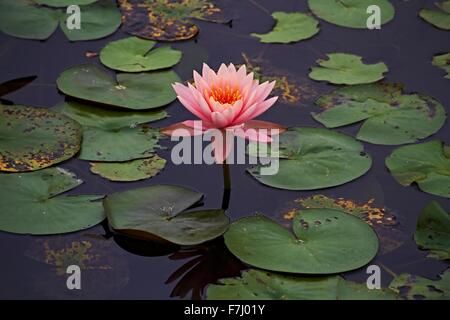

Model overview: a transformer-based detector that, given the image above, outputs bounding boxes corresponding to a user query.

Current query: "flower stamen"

[210,85,242,105]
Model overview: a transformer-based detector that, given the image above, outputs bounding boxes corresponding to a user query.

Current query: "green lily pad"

[312,83,446,145]
[224,209,379,274]
[0,104,81,172]
[56,64,179,110]
[419,1,450,30]
[414,201,450,260]
[104,185,229,245]
[90,155,166,182]
[432,53,450,79]
[309,53,388,85]
[207,269,397,300]
[248,127,372,190]
[389,269,450,300]
[35,0,98,7]
[100,37,182,72]
[251,12,319,44]
[308,0,395,29]
[0,0,121,41]
[0,167,105,235]
[386,141,450,198]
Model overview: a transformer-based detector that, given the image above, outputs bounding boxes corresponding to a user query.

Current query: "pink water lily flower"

[163,63,284,163]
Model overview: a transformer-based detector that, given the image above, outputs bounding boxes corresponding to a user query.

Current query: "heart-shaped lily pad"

[56,64,179,110]
[432,53,450,79]
[419,1,450,30]
[312,83,446,145]
[0,104,81,172]
[0,167,105,235]
[308,0,395,29]
[414,201,450,260]
[247,127,372,190]
[309,53,388,85]
[90,155,166,182]
[207,269,396,300]
[224,209,379,274]
[385,141,450,198]
[0,0,121,41]
[104,185,229,245]
[251,12,319,44]
[100,37,182,72]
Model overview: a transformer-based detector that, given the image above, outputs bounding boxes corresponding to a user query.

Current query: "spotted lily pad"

[57,64,179,110]
[432,53,450,79]
[104,185,229,245]
[389,269,450,300]
[419,1,450,30]
[0,104,81,172]
[248,127,372,190]
[0,0,121,41]
[224,210,379,274]
[309,53,388,85]
[0,168,105,235]
[414,201,450,260]
[386,141,450,198]
[90,155,166,181]
[251,12,319,44]
[312,83,446,145]
[308,0,395,29]
[99,37,182,72]
[207,269,396,300]
[118,0,230,41]
[57,101,165,161]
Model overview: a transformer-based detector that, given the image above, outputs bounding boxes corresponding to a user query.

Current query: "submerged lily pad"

[248,127,372,190]
[0,168,105,235]
[224,210,379,274]
[0,104,81,172]
[419,1,450,30]
[309,53,388,85]
[313,83,446,145]
[414,201,450,260]
[308,0,395,29]
[386,141,450,198]
[432,53,450,79]
[251,12,319,44]
[90,155,166,182]
[100,37,182,72]
[0,0,121,41]
[389,269,450,300]
[119,0,230,41]
[57,64,179,110]
[207,269,396,300]
[104,185,229,245]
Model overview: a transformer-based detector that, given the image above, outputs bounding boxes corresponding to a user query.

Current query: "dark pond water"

[0,0,449,299]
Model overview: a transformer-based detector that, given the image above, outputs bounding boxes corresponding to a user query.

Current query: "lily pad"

[90,155,166,182]
[224,209,379,274]
[251,12,319,44]
[100,37,182,72]
[0,104,81,172]
[385,141,450,198]
[35,0,98,7]
[312,83,446,145]
[56,64,179,110]
[309,53,388,85]
[104,185,229,245]
[0,167,105,235]
[419,1,450,30]
[432,53,450,79]
[389,269,450,300]
[118,0,230,41]
[0,0,121,41]
[207,269,396,300]
[414,201,450,260]
[308,0,395,29]
[248,127,372,190]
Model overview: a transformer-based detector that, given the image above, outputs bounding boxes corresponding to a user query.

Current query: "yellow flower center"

[209,85,242,105]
